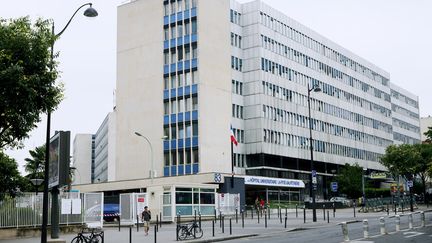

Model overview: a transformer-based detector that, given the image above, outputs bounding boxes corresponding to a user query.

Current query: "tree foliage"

[425,126,432,143]
[0,152,24,199]
[379,144,419,177]
[0,17,63,149]
[23,145,45,191]
[336,163,363,199]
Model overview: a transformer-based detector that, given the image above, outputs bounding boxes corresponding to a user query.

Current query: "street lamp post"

[307,83,321,222]
[362,167,367,208]
[41,4,97,243]
[135,132,155,183]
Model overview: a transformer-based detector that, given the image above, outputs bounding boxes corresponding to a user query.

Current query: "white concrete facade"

[94,112,117,182]
[72,134,93,185]
[112,0,421,191]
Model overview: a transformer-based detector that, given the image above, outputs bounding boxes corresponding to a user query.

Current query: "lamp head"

[135,132,143,137]
[162,135,169,140]
[84,4,98,17]
[312,84,321,93]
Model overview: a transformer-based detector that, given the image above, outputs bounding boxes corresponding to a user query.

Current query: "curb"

[183,234,259,243]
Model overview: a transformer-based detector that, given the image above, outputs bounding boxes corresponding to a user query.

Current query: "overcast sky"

[2,0,431,174]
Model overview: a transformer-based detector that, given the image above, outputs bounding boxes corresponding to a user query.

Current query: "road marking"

[349,241,374,243]
[403,231,424,238]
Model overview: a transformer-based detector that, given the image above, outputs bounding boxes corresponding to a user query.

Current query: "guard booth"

[119,193,147,225]
[216,193,240,215]
[83,192,104,228]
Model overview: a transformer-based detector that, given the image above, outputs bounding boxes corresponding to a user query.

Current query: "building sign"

[243,176,305,188]
[370,172,387,179]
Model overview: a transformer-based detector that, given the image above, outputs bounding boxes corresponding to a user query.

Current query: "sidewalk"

[1,206,430,243]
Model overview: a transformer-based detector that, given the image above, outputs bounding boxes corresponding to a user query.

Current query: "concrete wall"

[72,134,93,185]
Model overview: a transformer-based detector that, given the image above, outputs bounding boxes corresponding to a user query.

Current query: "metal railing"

[0,192,84,229]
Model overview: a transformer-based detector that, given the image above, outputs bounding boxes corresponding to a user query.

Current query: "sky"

[2,0,432,174]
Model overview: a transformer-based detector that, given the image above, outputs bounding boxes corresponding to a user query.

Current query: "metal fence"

[0,192,84,229]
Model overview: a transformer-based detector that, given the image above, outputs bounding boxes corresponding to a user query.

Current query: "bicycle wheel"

[194,227,203,239]
[92,233,103,243]
[178,227,189,240]
[71,236,84,243]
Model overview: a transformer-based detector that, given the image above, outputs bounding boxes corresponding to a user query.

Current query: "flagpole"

[231,140,234,188]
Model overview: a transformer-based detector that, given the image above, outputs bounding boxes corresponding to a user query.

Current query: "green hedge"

[365,188,391,198]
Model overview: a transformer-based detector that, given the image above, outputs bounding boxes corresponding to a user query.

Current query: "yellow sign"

[370,172,387,179]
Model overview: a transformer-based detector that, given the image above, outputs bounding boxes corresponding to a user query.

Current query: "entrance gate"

[119,193,147,225]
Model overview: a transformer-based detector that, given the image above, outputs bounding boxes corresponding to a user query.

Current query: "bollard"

[280,211,282,224]
[296,204,298,218]
[242,211,244,228]
[285,207,287,218]
[379,217,386,235]
[333,203,336,218]
[323,205,326,221]
[219,212,222,228]
[395,215,400,232]
[257,209,260,224]
[156,215,158,232]
[386,204,389,216]
[229,218,232,235]
[194,210,197,222]
[394,203,397,215]
[401,202,404,214]
[408,213,413,229]
[284,216,287,228]
[268,207,270,219]
[251,208,254,219]
[265,209,268,228]
[129,226,132,243]
[421,211,425,227]
[160,212,162,228]
[154,225,157,243]
[212,220,215,237]
[136,215,139,232]
[341,222,349,242]
[176,214,181,241]
[303,207,306,223]
[278,206,281,218]
[118,217,121,232]
[236,209,238,223]
[199,213,202,229]
[327,211,329,223]
[353,202,356,218]
[363,219,369,238]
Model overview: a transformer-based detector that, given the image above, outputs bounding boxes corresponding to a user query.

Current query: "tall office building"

[111,0,421,199]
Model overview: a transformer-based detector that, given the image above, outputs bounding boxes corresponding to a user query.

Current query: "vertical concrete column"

[379,217,386,235]
[395,215,400,232]
[363,219,369,238]
[341,222,349,242]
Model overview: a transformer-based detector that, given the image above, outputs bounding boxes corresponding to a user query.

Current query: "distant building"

[420,116,432,142]
[72,134,94,185]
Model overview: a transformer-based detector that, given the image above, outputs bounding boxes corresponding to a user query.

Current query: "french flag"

[230,126,238,146]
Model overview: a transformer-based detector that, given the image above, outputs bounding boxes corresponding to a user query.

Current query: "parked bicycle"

[178,221,203,240]
[71,228,104,243]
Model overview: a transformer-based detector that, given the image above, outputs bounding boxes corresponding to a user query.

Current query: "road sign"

[214,173,222,183]
[312,170,317,177]
[331,182,338,192]
[407,180,413,188]
[312,177,317,184]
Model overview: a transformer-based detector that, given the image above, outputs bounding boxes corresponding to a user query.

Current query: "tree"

[0,17,63,149]
[425,126,432,143]
[379,144,419,178]
[336,163,363,199]
[0,152,23,199]
[24,145,45,191]
[413,143,432,202]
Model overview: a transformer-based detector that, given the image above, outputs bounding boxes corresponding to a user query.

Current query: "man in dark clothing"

[141,206,151,235]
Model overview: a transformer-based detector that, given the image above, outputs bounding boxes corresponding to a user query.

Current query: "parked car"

[103,204,120,222]
[329,197,352,207]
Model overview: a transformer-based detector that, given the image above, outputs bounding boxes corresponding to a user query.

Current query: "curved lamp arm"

[55,3,97,38]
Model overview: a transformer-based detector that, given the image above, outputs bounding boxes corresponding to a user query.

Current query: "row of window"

[164,19,197,41]
[164,43,198,64]
[233,153,246,168]
[391,89,419,108]
[230,9,241,25]
[230,32,242,48]
[164,96,198,114]
[164,71,198,89]
[260,35,391,103]
[259,11,389,86]
[232,104,243,119]
[392,118,420,133]
[164,121,198,141]
[262,129,381,162]
[163,0,197,16]
[392,104,419,120]
[164,148,199,166]
[231,56,243,71]
[232,128,245,144]
[261,80,393,133]
[231,79,243,95]
[393,132,421,145]
[262,104,393,147]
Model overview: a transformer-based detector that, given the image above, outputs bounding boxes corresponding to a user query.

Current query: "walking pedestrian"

[141,206,151,236]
